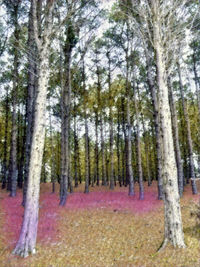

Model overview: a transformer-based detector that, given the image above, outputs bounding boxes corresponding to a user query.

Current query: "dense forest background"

[0,0,199,195]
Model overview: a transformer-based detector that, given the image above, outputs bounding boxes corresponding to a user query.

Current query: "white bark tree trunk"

[13,49,50,257]
[13,0,54,257]
[152,0,185,249]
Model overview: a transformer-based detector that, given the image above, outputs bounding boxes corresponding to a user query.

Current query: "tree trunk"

[59,17,77,204]
[178,63,197,194]
[1,87,9,189]
[82,59,89,194]
[100,114,106,186]
[9,3,20,197]
[134,84,144,199]
[13,50,50,257]
[94,110,99,186]
[12,0,54,256]
[73,102,78,188]
[146,51,163,199]
[60,46,71,205]
[152,3,185,248]
[168,78,184,196]
[107,52,114,190]
[22,0,38,206]
[117,108,122,186]
[122,97,128,186]
[141,113,151,186]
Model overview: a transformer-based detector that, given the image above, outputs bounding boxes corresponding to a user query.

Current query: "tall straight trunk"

[125,51,134,195]
[8,3,20,196]
[13,49,50,257]
[1,87,9,189]
[60,46,71,205]
[178,63,197,194]
[178,100,188,185]
[121,134,125,186]
[88,137,92,186]
[68,137,73,193]
[141,114,151,186]
[107,52,114,190]
[134,84,144,199]
[117,108,122,186]
[17,111,26,189]
[105,144,109,185]
[122,97,128,186]
[49,103,55,193]
[152,1,185,248]
[83,59,89,194]
[22,0,39,206]
[100,114,106,186]
[13,0,54,256]
[77,138,82,184]
[94,110,99,186]
[60,17,77,204]
[126,95,134,195]
[84,115,89,193]
[146,51,163,199]
[168,79,184,196]
[73,102,78,187]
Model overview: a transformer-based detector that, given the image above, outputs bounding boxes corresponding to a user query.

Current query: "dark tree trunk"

[1,87,9,189]
[107,52,114,190]
[49,103,55,193]
[141,113,151,186]
[17,111,26,189]
[168,78,184,196]
[94,110,99,186]
[122,97,128,186]
[178,63,197,194]
[77,139,82,184]
[117,108,122,186]
[146,52,163,199]
[8,3,20,197]
[60,42,72,206]
[134,84,144,200]
[100,114,106,186]
[82,59,89,194]
[73,102,78,187]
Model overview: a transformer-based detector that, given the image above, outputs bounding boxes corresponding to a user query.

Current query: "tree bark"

[178,63,197,194]
[168,78,184,196]
[146,51,163,199]
[107,52,114,190]
[1,87,9,189]
[12,0,54,256]
[60,18,76,205]
[8,2,20,197]
[133,84,144,199]
[22,0,39,206]
[152,1,185,248]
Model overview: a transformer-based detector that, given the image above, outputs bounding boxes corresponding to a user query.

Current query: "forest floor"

[0,181,199,267]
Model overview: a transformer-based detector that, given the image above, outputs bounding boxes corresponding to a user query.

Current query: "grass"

[0,182,199,267]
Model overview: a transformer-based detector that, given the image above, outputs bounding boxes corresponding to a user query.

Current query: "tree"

[4,0,21,196]
[177,62,197,194]
[128,0,186,249]
[13,0,56,257]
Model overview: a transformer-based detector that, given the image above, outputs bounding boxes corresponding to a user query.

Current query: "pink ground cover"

[0,191,60,246]
[65,190,162,214]
[0,182,199,248]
